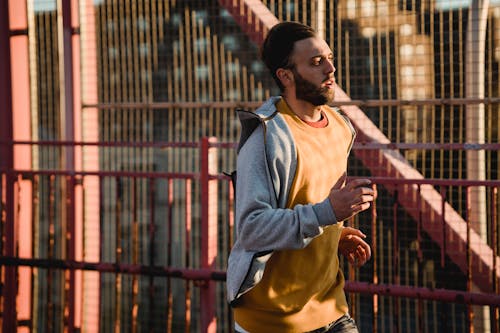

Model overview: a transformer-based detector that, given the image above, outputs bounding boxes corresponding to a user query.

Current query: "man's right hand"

[328,174,375,221]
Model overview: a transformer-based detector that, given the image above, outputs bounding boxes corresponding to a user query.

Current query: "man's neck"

[282,95,323,122]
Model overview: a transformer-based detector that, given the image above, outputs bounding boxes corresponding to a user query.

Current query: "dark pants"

[306,314,359,333]
[235,313,359,333]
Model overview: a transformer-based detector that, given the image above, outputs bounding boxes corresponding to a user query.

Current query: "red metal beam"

[344,281,500,306]
[0,1,16,330]
[0,256,227,281]
[79,1,101,330]
[217,0,279,46]
[57,0,78,331]
[9,0,33,330]
[200,137,219,333]
[1,256,499,307]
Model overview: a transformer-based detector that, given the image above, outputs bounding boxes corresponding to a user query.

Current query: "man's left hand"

[338,227,371,267]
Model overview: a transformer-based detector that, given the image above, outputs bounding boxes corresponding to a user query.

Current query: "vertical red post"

[57,0,77,331]
[185,178,193,331]
[200,137,218,333]
[7,1,32,332]
[80,0,101,330]
[70,0,84,329]
[0,1,16,332]
[371,184,378,333]
[391,188,400,332]
[491,187,499,333]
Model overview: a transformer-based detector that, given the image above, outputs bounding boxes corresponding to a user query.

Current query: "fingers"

[340,229,372,267]
[332,172,347,189]
[345,178,372,190]
[350,185,375,199]
[342,226,366,238]
[358,238,371,259]
[349,243,371,267]
[329,178,376,221]
[350,183,375,213]
[352,201,372,214]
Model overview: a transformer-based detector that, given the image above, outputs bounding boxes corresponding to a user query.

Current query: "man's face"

[288,37,336,105]
[292,68,333,106]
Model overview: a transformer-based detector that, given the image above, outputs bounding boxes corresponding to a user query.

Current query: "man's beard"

[292,69,335,106]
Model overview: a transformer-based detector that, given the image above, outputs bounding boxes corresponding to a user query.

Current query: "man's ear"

[276,68,293,87]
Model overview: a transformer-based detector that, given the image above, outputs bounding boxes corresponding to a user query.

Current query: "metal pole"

[315,0,326,40]
[200,137,218,333]
[57,0,76,330]
[0,0,17,331]
[466,0,489,330]
[466,0,489,236]
[79,0,101,330]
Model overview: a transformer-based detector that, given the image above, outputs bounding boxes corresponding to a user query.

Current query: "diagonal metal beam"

[217,0,278,46]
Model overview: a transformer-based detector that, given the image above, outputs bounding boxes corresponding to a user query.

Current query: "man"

[227,21,375,333]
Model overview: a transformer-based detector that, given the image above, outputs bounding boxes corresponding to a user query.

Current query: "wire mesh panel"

[1,0,500,332]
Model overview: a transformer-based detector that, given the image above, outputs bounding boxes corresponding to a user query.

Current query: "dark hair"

[261,21,316,91]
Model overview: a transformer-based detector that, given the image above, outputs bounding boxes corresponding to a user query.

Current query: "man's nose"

[324,59,335,74]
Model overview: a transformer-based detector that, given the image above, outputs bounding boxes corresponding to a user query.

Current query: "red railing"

[1,138,499,332]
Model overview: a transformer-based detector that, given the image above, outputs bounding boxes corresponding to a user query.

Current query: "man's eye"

[312,56,334,66]
[312,59,322,66]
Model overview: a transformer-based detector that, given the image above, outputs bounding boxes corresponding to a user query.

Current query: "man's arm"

[235,126,334,252]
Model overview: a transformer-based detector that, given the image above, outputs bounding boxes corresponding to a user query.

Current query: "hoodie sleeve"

[235,125,338,252]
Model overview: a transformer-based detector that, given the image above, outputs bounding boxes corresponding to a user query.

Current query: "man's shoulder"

[254,96,282,119]
[324,104,351,123]
[236,96,283,153]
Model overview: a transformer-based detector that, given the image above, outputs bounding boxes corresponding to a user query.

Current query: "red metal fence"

[1,138,499,333]
[2,0,500,332]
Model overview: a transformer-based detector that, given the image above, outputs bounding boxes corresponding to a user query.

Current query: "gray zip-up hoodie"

[227,96,355,304]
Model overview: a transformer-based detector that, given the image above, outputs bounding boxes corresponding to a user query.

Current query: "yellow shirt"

[234,99,354,332]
